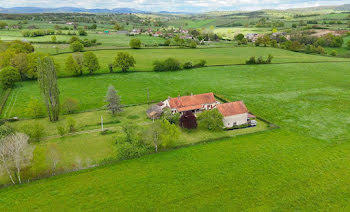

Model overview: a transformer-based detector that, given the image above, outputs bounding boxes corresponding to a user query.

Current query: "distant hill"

[0,7,147,14]
[335,4,350,11]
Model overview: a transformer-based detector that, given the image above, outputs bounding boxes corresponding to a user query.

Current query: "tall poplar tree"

[37,57,60,122]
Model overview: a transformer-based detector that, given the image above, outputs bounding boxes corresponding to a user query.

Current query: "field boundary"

[0,88,12,118]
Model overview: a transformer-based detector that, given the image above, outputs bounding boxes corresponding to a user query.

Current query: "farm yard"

[0,4,350,211]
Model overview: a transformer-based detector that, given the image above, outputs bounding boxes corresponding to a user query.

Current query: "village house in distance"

[158,92,256,128]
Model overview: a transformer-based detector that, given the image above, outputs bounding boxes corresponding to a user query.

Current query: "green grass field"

[0,104,269,185]
[3,61,350,142]
[52,47,350,75]
[2,129,350,211]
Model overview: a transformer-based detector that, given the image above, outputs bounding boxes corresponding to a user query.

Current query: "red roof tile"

[217,101,248,117]
[169,93,216,110]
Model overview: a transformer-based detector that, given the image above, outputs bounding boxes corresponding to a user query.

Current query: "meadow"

[3,61,350,142]
[2,129,350,210]
[52,47,350,75]
[0,103,269,185]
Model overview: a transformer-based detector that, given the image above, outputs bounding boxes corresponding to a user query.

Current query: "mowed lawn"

[3,62,350,142]
[2,130,350,210]
[52,47,350,75]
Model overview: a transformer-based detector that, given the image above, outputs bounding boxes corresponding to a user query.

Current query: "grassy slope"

[52,47,349,75]
[1,130,350,211]
[3,62,350,142]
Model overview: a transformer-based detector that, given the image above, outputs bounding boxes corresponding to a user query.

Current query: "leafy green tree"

[234,33,244,41]
[147,119,180,152]
[26,52,48,79]
[347,40,350,49]
[106,85,122,115]
[189,40,197,48]
[0,21,8,29]
[65,55,83,76]
[129,38,141,49]
[0,66,20,89]
[70,41,84,52]
[28,122,45,142]
[51,36,57,43]
[197,109,223,131]
[83,52,100,74]
[25,97,45,118]
[114,23,121,30]
[113,52,136,72]
[62,97,79,114]
[37,57,60,122]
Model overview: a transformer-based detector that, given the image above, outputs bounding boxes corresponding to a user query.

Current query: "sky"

[0,0,349,12]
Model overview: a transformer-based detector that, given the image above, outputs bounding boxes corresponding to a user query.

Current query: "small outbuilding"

[216,101,249,128]
[146,104,163,120]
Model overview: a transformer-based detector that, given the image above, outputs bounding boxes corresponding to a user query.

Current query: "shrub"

[70,41,84,52]
[66,117,76,133]
[0,66,20,89]
[164,39,171,46]
[62,97,79,114]
[78,29,87,36]
[56,125,66,137]
[246,56,256,64]
[182,61,193,69]
[129,38,141,49]
[189,40,197,48]
[153,58,181,72]
[27,122,45,142]
[330,50,337,56]
[194,59,207,68]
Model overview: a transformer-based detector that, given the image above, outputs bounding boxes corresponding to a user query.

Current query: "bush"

[189,40,197,48]
[70,41,84,52]
[62,97,79,114]
[194,59,207,68]
[27,122,45,142]
[78,29,87,36]
[153,58,181,72]
[129,38,141,49]
[56,125,66,137]
[0,66,20,89]
[245,55,273,64]
[66,117,76,133]
[116,141,150,160]
[330,50,337,56]
[182,62,193,69]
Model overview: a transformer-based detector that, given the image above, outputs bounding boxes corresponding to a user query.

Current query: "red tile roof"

[216,101,248,117]
[169,93,216,111]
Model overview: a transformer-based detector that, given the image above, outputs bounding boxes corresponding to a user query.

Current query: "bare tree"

[0,133,32,184]
[47,143,60,175]
[0,139,16,184]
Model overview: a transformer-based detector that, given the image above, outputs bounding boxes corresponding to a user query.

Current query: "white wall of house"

[222,113,248,128]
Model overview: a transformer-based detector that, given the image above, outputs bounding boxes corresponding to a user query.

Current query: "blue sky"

[0,0,348,12]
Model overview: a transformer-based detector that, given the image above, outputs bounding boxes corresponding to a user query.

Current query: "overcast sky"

[0,0,348,12]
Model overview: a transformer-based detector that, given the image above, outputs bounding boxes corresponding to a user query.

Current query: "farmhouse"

[216,101,249,128]
[163,92,219,114]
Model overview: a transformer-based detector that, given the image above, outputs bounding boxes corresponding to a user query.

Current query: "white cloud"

[0,0,348,12]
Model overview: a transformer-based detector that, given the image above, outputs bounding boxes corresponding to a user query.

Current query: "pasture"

[3,62,350,142]
[52,47,350,75]
[2,129,350,210]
